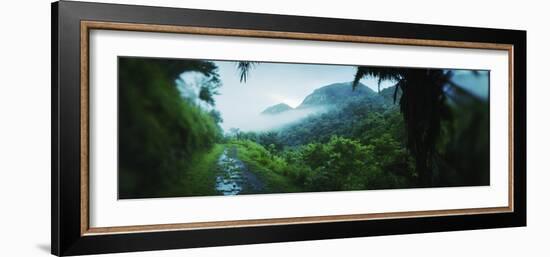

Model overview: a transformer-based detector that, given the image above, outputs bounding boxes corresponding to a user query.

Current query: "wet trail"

[215,146,265,195]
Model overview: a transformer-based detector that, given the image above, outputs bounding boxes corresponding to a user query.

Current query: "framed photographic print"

[51,1,526,256]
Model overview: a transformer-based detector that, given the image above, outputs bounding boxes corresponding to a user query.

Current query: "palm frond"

[353,66,369,90]
[237,61,258,83]
[393,81,403,104]
[353,66,403,91]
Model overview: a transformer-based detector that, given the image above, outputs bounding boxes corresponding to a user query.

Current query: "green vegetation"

[118,58,489,199]
[226,139,300,193]
[227,106,415,192]
[169,144,225,197]
[118,58,223,198]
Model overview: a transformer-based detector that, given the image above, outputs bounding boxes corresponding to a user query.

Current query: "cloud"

[222,106,328,132]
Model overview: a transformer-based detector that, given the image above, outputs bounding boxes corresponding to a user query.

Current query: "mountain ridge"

[297,82,375,109]
[261,103,294,115]
[260,81,380,115]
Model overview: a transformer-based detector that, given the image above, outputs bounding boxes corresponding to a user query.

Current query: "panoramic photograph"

[118,57,490,199]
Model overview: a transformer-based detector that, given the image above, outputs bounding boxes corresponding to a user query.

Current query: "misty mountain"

[251,81,393,133]
[272,83,399,146]
[277,96,400,146]
[261,103,294,115]
[259,81,382,116]
[297,82,376,109]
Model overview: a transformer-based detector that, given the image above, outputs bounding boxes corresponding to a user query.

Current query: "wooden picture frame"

[52,1,526,256]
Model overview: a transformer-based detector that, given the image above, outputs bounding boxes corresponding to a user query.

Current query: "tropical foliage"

[118,58,223,198]
[118,58,489,199]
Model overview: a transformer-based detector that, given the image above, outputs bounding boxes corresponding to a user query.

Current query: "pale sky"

[213,60,394,131]
[178,60,489,132]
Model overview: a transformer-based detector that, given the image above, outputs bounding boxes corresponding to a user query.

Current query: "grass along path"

[169,144,225,197]
[167,140,300,197]
[226,140,301,194]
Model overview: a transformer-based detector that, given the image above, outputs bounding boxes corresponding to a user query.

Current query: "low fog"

[174,66,342,133]
[227,106,329,132]
[174,61,485,134]
[211,61,393,133]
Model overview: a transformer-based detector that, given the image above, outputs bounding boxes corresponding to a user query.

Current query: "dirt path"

[215,146,265,195]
